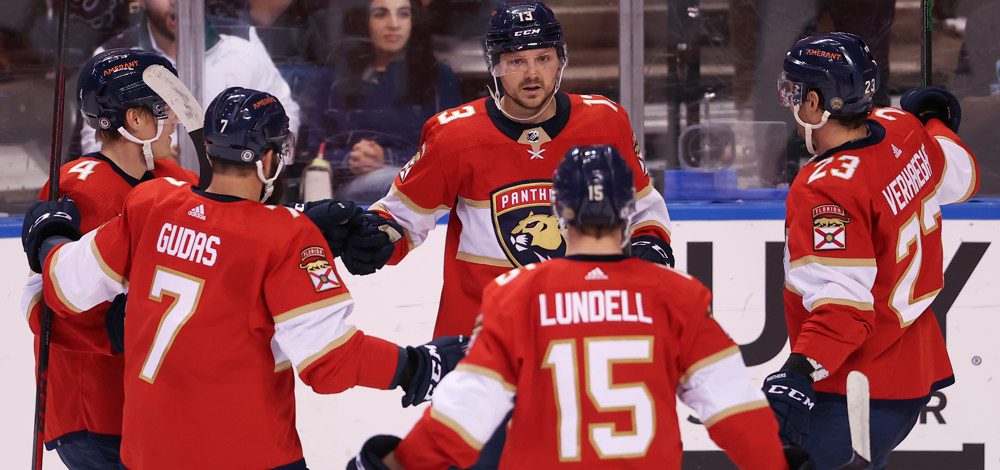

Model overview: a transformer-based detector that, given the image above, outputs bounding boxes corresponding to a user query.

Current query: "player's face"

[142,0,177,41]
[369,0,412,58]
[498,48,561,112]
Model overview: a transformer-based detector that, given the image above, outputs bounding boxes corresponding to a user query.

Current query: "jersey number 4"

[140,266,205,383]
[543,336,655,461]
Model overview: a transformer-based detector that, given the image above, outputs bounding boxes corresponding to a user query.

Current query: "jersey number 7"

[543,336,655,461]
[140,266,205,383]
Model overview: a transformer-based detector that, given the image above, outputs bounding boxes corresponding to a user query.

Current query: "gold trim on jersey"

[811,298,875,312]
[628,220,672,239]
[784,281,804,297]
[679,345,739,384]
[273,293,351,324]
[298,326,359,370]
[702,400,769,428]
[48,249,84,314]
[455,363,517,392]
[25,291,42,322]
[456,251,514,268]
[635,184,654,199]
[937,136,979,203]
[431,407,485,450]
[459,196,491,209]
[92,237,124,283]
[387,183,451,215]
[274,360,292,373]
[788,256,877,269]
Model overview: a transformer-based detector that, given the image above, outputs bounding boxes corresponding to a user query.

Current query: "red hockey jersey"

[41,178,402,469]
[21,154,196,444]
[396,256,787,470]
[371,93,672,337]
[783,110,979,399]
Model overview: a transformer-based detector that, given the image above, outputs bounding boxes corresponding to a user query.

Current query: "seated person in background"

[311,0,460,197]
[337,138,402,203]
[952,0,1000,193]
[79,0,301,155]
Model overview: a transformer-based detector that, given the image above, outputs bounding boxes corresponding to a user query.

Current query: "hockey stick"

[33,0,71,467]
[921,0,933,86]
[836,371,871,469]
[142,64,211,188]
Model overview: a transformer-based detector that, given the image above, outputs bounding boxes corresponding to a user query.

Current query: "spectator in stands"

[952,0,1000,194]
[336,138,401,202]
[312,0,460,203]
[79,0,301,155]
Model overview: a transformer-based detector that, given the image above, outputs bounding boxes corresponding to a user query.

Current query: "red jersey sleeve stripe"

[91,236,125,283]
[702,400,770,428]
[46,231,126,315]
[679,344,739,383]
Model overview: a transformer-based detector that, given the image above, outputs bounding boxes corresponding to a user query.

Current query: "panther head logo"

[510,211,563,254]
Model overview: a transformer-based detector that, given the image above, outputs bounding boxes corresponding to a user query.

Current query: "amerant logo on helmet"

[102,60,139,76]
[253,96,276,110]
[804,49,843,61]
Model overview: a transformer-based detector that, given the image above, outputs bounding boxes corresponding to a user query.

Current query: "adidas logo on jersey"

[584,267,608,281]
[187,204,206,220]
[892,144,903,158]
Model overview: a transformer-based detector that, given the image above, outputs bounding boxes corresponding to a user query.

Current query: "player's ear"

[805,90,822,113]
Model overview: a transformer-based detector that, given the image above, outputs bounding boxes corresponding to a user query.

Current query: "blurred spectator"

[952,1,1000,194]
[336,138,401,202]
[79,0,301,155]
[313,0,460,202]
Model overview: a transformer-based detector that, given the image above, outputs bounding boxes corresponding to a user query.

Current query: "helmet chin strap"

[488,63,566,123]
[255,157,286,202]
[792,104,831,155]
[118,120,166,171]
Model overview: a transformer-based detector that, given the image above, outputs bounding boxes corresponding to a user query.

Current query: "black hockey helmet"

[204,87,290,165]
[483,0,566,75]
[779,32,878,118]
[77,48,177,132]
[552,145,635,227]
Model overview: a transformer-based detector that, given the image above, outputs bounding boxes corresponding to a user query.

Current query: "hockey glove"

[346,434,401,470]
[762,357,817,447]
[342,211,404,275]
[395,335,469,407]
[900,86,962,133]
[629,235,675,267]
[106,294,127,355]
[784,445,817,470]
[22,197,82,273]
[291,200,363,257]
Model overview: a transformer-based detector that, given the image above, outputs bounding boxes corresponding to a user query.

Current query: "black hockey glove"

[629,235,675,267]
[900,86,962,133]
[290,200,363,257]
[762,354,817,447]
[342,211,404,275]
[22,197,82,273]
[784,445,817,470]
[346,434,401,470]
[394,335,469,407]
[106,293,127,355]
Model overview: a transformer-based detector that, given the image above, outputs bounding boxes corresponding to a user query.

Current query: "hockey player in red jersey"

[21,87,467,470]
[346,145,798,470]
[19,49,197,468]
[763,33,979,469]
[337,0,673,339]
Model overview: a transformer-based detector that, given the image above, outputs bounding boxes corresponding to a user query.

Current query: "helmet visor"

[491,47,563,77]
[777,71,804,108]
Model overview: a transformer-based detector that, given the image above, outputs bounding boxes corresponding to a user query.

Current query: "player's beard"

[506,78,555,115]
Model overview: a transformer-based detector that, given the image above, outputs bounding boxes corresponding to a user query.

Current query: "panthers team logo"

[491,181,566,266]
[812,204,851,251]
[299,246,340,292]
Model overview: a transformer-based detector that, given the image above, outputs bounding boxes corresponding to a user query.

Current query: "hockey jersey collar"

[86,152,154,187]
[486,92,572,142]
[809,119,886,164]
[191,187,247,203]
[565,253,628,262]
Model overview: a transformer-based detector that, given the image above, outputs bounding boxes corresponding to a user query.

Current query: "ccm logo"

[514,29,540,36]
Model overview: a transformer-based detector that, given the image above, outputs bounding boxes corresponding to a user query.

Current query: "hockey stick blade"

[142,64,212,188]
[837,371,871,469]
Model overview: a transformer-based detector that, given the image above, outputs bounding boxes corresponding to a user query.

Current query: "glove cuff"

[388,347,411,390]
